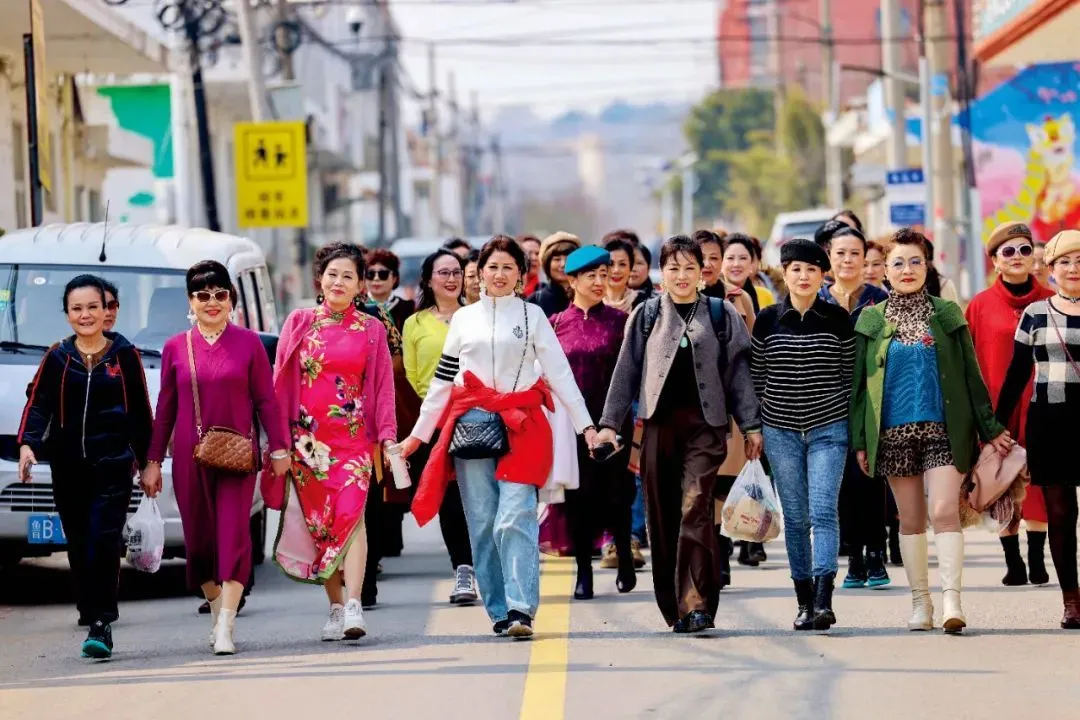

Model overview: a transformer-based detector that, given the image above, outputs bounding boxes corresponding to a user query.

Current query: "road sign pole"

[22,34,42,227]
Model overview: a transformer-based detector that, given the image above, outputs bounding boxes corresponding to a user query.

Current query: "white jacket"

[411,293,593,442]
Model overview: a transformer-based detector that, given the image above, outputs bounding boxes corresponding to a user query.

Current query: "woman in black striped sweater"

[751,239,856,631]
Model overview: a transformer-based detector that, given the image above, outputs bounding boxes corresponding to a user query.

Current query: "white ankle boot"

[936,532,967,634]
[900,533,933,631]
[213,609,237,655]
[208,595,223,648]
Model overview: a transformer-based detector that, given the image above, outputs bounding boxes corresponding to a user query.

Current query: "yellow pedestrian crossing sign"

[235,121,308,228]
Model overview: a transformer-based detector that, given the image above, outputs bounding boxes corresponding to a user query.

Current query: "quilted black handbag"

[449,301,529,459]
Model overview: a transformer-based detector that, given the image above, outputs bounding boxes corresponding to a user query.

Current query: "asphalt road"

[1,515,1078,720]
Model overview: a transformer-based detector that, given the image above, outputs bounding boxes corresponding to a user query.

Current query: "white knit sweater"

[410,292,593,442]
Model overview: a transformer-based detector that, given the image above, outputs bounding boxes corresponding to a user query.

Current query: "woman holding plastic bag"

[18,275,154,659]
[550,246,637,600]
[851,229,1011,635]
[598,235,762,634]
[750,240,855,631]
[995,230,1080,629]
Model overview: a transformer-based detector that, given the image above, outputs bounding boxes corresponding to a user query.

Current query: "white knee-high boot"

[935,532,967,634]
[899,533,933,631]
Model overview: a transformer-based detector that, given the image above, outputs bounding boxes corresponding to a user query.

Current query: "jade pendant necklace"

[680,299,700,348]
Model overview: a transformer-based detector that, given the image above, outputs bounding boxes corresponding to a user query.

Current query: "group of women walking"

[20,216,1080,661]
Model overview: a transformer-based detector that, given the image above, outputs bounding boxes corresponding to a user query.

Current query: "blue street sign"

[890,203,926,226]
[886,169,924,185]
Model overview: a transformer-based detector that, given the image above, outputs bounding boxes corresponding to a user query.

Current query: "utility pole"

[235,0,268,121]
[953,0,982,297]
[182,0,220,232]
[491,135,505,233]
[821,0,842,208]
[377,62,389,245]
[882,0,907,171]
[925,0,955,274]
[770,0,784,153]
[428,42,442,237]
[449,70,465,236]
[388,42,404,239]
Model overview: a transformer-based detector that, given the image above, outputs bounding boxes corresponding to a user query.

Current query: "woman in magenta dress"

[269,243,397,643]
[143,261,290,656]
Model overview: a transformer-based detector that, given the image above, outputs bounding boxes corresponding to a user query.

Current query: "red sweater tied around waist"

[411,371,554,526]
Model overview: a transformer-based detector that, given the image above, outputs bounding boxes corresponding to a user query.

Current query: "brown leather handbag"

[186,330,255,474]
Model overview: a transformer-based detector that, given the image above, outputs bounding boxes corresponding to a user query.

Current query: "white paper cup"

[386,444,411,489]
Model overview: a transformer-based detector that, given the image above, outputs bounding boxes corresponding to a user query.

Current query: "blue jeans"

[454,456,540,622]
[762,420,848,581]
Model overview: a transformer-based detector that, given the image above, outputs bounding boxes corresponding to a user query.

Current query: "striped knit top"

[750,296,856,432]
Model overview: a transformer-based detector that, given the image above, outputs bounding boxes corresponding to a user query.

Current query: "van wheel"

[250,509,267,565]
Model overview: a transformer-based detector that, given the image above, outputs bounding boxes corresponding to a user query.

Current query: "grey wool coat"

[599,293,762,433]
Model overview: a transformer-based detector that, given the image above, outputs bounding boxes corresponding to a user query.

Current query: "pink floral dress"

[290,303,375,579]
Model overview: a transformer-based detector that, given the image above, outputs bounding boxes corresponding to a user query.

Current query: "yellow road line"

[519,556,574,720]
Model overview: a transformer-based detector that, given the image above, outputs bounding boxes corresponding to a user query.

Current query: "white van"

[763,208,840,268]
[0,223,278,568]
[389,236,487,299]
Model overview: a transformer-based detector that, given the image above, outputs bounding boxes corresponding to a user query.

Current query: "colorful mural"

[96,84,172,223]
[973,62,1080,245]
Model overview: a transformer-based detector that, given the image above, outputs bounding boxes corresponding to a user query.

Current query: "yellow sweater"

[403,309,451,399]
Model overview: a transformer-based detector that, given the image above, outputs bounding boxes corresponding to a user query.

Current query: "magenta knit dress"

[148,324,288,589]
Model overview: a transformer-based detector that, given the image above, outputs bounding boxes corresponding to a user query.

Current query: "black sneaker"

[81,621,113,659]
[493,619,510,636]
[866,551,891,587]
[673,610,714,634]
[506,610,534,640]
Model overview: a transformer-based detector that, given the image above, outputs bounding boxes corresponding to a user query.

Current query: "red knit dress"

[965,277,1053,523]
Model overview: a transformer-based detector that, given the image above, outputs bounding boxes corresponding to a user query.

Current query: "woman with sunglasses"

[966,222,1053,588]
[851,228,1011,635]
[101,279,120,332]
[143,261,290,655]
[359,249,421,600]
[402,249,478,605]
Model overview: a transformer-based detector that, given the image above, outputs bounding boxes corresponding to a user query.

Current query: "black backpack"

[640,295,728,372]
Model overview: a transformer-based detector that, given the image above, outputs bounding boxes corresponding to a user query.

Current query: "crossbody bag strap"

[185,330,204,437]
[1047,302,1080,380]
[510,301,529,392]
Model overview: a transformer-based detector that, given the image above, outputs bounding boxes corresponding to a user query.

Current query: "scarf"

[604,287,639,314]
[368,295,403,357]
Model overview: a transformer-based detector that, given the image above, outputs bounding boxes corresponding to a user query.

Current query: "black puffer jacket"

[18,332,153,469]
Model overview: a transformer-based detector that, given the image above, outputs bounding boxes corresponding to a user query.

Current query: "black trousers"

[565,438,635,568]
[53,459,133,625]
[838,453,887,554]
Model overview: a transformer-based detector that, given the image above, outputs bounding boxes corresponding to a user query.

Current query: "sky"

[389,0,720,121]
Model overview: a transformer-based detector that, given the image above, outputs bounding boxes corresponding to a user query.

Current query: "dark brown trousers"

[640,406,727,626]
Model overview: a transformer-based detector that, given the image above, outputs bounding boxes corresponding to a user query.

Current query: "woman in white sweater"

[400,235,598,639]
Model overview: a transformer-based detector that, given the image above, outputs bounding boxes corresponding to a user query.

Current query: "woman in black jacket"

[18,274,153,659]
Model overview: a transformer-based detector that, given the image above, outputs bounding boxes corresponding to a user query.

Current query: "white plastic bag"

[125,496,164,573]
[720,460,782,543]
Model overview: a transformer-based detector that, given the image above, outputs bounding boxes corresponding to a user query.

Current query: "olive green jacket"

[850,296,1005,476]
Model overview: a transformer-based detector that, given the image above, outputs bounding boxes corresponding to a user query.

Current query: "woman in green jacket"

[851,228,1012,635]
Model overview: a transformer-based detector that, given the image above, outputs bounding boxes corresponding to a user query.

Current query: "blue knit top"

[882,339,945,429]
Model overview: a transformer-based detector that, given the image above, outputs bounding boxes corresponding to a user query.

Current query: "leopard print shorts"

[877,421,953,477]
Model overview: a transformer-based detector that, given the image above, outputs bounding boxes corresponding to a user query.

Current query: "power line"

[323,33,962,48]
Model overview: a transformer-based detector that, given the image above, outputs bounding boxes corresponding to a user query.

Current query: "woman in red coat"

[965,221,1052,586]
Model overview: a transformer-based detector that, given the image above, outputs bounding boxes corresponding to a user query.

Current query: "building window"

[748,15,769,86]
[88,190,103,222]
[75,185,86,221]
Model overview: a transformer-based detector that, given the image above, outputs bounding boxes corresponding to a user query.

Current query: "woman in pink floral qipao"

[270,243,397,642]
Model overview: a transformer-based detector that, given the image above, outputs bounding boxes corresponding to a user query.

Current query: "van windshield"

[0,264,189,355]
[781,220,827,242]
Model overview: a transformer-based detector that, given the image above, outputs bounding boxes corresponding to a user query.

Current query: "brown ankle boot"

[1062,590,1080,630]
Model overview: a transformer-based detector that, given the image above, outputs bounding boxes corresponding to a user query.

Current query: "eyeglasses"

[888,258,925,271]
[191,289,231,303]
[998,244,1034,259]
[105,301,120,311]
[434,269,463,280]
[366,269,392,281]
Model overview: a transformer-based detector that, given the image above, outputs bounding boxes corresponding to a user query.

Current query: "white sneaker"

[322,603,345,641]
[343,599,367,640]
[449,565,478,605]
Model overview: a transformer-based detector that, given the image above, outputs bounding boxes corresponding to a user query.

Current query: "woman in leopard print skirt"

[850,229,1013,634]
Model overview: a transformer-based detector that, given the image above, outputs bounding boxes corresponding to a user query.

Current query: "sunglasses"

[106,300,120,311]
[191,290,231,303]
[366,269,393,281]
[998,244,1033,259]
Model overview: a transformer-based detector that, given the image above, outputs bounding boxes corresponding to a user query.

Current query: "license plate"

[27,514,67,545]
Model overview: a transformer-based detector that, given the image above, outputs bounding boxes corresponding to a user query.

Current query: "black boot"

[888,519,903,566]
[813,574,837,629]
[1028,531,1050,585]
[717,533,732,589]
[738,542,759,567]
[748,542,767,563]
[793,580,815,630]
[574,561,594,600]
[614,530,637,594]
[1000,535,1029,586]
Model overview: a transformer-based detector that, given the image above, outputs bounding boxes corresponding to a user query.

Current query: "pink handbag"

[967,443,1028,512]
